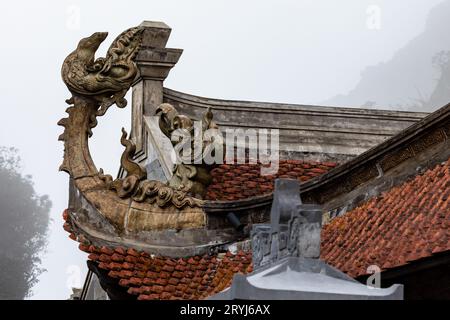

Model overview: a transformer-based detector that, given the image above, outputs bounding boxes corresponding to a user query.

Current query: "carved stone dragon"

[59,27,205,233]
[155,103,222,198]
[62,27,142,116]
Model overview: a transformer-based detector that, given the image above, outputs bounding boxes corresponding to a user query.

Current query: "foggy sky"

[0,0,444,299]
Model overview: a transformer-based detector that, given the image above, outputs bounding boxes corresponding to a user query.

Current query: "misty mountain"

[323,0,450,112]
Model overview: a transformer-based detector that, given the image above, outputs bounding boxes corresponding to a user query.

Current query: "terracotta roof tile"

[63,156,448,300]
[205,160,337,200]
[78,244,252,300]
[321,157,450,278]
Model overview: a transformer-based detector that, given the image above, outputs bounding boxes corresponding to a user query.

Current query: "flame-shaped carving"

[98,129,204,208]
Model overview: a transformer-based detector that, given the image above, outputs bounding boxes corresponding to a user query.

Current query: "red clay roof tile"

[78,243,252,300]
[205,160,337,200]
[63,156,448,300]
[321,157,450,278]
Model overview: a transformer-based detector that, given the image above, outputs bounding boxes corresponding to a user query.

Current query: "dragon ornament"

[59,27,205,233]
[155,103,223,198]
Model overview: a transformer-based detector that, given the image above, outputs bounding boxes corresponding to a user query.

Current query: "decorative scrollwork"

[134,180,204,208]
[99,129,204,208]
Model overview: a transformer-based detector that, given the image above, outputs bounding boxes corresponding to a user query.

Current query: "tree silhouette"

[0,147,51,299]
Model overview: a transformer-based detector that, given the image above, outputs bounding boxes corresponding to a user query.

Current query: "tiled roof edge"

[163,87,428,119]
[300,103,450,202]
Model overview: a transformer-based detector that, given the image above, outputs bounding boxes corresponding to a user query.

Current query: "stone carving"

[59,26,206,232]
[155,103,222,198]
[118,128,147,180]
[347,165,379,190]
[97,127,145,198]
[379,146,415,173]
[99,128,203,208]
[412,128,446,154]
[251,179,322,270]
[62,27,143,117]
[251,225,271,267]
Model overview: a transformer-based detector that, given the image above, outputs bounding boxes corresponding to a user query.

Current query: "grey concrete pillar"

[131,21,183,157]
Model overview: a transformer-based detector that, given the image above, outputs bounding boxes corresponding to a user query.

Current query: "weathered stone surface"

[130,22,182,159]
[83,189,130,231]
[163,88,427,161]
[68,179,233,257]
[300,103,450,219]
[251,179,323,270]
[139,21,171,48]
[126,205,205,232]
[144,115,176,181]
[204,104,449,233]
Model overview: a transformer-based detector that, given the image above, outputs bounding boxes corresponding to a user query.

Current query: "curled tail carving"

[120,128,146,180]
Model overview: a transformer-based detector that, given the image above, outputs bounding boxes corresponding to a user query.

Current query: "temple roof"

[64,100,448,300]
[65,155,448,299]
[163,88,427,160]
[59,21,449,300]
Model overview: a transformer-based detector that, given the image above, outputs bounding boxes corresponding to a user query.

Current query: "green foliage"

[0,147,51,299]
